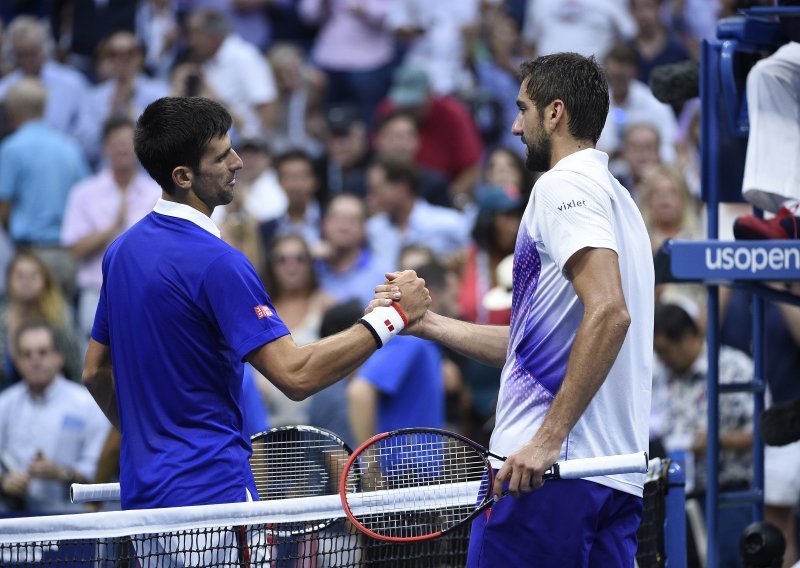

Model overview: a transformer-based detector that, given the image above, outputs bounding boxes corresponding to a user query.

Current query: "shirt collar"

[552,148,609,171]
[153,198,221,238]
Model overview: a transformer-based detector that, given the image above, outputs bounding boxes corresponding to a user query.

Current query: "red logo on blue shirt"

[254,305,273,319]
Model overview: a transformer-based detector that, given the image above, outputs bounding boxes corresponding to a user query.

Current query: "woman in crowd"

[256,234,335,426]
[0,251,82,388]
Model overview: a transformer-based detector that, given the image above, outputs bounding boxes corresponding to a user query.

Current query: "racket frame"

[339,427,502,543]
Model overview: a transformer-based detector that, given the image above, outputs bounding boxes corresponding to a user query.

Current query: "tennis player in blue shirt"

[82,97,429,512]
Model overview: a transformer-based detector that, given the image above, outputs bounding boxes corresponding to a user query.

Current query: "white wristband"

[359,305,407,348]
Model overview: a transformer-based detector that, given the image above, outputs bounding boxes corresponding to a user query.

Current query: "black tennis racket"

[339,427,648,543]
[249,425,360,536]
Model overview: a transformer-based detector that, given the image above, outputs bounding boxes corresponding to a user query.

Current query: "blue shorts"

[467,476,643,568]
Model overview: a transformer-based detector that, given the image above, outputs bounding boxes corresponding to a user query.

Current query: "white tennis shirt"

[490,149,654,497]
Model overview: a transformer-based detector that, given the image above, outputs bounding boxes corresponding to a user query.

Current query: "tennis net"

[0,462,679,567]
[0,486,475,567]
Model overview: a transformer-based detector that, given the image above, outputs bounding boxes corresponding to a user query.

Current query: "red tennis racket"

[339,428,648,543]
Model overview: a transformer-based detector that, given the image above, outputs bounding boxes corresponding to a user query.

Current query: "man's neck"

[113,168,136,190]
[548,140,593,169]
[328,245,362,272]
[389,199,415,230]
[287,202,308,222]
[27,377,57,399]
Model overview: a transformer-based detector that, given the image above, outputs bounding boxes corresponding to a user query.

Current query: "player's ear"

[172,166,193,190]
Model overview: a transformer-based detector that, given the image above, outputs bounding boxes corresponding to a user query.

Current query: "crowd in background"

[0,0,797,565]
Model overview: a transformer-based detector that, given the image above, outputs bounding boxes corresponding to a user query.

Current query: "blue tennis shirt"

[92,200,290,510]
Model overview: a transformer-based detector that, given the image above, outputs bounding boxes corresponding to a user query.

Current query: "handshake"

[358,270,432,349]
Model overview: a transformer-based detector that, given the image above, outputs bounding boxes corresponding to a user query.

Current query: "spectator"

[472,9,527,155]
[74,31,168,166]
[0,320,110,513]
[51,0,137,75]
[521,0,636,59]
[317,105,372,202]
[315,193,391,307]
[299,0,396,123]
[638,163,701,254]
[135,0,179,80]
[481,145,535,198]
[266,42,327,157]
[60,118,161,340]
[185,8,278,138]
[192,0,275,51]
[235,137,287,225]
[365,157,471,269]
[0,16,89,137]
[261,149,322,252]
[629,0,691,84]
[0,251,83,389]
[651,303,754,567]
[0,78,90,294]
[387,0,479,96]
[597,43,678,164]
[459,184,524,325]
[256,234,335,426]
[615,121,663,193]
[378,66,484,204]
[373,109,450,207]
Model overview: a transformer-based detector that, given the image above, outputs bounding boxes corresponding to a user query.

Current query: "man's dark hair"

[519,53,610,144]
[415,261,449,292]
[320,300,364,338]
[192,8,231,37]
[371,156,419,195]
[604,42,638,67]
[102,116,135,143]
[653,303,699,342]
[274,149,315,174]
[375,109,421,134]
[134,97,232,193]
[14,319,63,356]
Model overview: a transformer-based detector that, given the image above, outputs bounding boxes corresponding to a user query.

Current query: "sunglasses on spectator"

[274,253,310,265]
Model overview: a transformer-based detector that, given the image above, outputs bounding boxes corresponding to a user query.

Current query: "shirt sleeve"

[530,171,618,274]
[200,250,290,361]
[358,338,419,395]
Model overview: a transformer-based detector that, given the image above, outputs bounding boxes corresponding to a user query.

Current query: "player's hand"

[368,271,431,326]
[1,471,29,496]
[492,437,562,500]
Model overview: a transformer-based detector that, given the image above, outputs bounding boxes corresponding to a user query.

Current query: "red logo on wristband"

[385,319,394,332]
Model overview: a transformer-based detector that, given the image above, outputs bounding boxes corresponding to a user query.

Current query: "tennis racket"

[249,425,360,536]
[339,427,648,543]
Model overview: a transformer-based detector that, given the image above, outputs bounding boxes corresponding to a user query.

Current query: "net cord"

[0,481,482,544]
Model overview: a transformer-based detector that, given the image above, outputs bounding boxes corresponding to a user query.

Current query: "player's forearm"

[253,326,377,401]
[414,311,509,368]
[82,342,120,430]
[537,303,631,445]
[84,373,120,430]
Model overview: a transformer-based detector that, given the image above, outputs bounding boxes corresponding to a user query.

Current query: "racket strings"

[248,429,359,536]
[345,433,490,539]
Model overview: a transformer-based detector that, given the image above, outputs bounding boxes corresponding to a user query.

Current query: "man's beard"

[523,130,552,173]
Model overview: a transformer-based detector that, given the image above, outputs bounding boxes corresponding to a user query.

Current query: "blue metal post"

[701,37,721,568]
[751,296,765,522]
[665,461,687,568]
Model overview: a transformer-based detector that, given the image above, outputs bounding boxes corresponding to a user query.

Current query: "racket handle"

[70,482,121,503]
[549,452,649,480]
